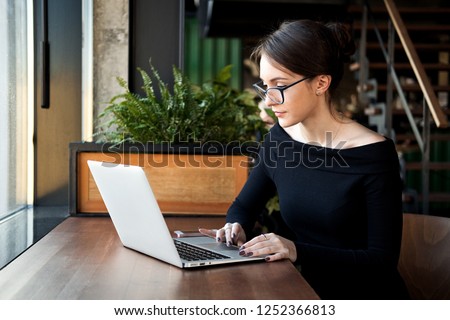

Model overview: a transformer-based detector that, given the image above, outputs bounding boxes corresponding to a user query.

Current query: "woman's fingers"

[223,223,233,246]
[239,233,297,262]
[197,228,217,238]
[241,233,273,249]
[200,228,297,262]
[223,222,246,246]
[198,223,246,246]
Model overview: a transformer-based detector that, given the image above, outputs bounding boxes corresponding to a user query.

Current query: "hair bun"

[326,22,356,62]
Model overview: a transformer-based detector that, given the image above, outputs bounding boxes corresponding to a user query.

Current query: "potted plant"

[94,63,265,145]
[69,62,267,215]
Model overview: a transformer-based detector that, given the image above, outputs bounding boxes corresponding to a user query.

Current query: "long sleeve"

[226,146,277,237]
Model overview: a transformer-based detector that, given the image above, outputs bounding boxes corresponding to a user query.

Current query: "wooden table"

[0,216,319,300]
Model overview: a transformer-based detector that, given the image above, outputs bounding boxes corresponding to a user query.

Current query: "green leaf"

[94,62,268,144]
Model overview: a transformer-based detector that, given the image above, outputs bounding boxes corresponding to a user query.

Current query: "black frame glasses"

[252,76,311,104]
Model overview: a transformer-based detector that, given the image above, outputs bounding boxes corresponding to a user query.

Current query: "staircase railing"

[359,0,449,213]
[383,0,447,130]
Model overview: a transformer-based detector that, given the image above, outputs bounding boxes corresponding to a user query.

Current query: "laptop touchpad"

[198,242,238,251]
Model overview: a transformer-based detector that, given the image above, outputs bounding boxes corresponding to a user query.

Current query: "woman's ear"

[315,75,332,96]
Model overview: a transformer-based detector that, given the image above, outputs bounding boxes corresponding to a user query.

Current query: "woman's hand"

[198,222,246,247]
[240,233,297,263]
[199,224,297,263]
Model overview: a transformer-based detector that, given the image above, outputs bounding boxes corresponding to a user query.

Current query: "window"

[0,0,31,220]
[0,0,33,269]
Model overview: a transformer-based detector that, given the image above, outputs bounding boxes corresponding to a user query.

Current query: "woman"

[200,19,409,299]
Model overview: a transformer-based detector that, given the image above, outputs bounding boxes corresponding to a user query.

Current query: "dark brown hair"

[251,19,356,97]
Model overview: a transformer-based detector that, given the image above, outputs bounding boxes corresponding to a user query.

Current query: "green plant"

[265,194,280,215]
[95,62,267,144]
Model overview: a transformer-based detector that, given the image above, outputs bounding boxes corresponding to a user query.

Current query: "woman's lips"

[273,110,286,117]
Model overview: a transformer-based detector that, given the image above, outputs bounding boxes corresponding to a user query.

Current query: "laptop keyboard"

[174,240,230,261]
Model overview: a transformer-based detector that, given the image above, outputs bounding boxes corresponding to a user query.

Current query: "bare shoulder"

[340,120,385,149]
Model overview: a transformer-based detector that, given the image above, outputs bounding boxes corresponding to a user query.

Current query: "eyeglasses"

[252,76,311,104]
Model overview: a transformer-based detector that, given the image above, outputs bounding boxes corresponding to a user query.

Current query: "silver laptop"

[87,160,265,268]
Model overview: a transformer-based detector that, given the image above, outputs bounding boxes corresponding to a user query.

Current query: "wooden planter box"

[69,142,257,216]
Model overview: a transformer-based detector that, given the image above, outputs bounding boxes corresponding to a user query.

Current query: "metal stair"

[348,0,450,215]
